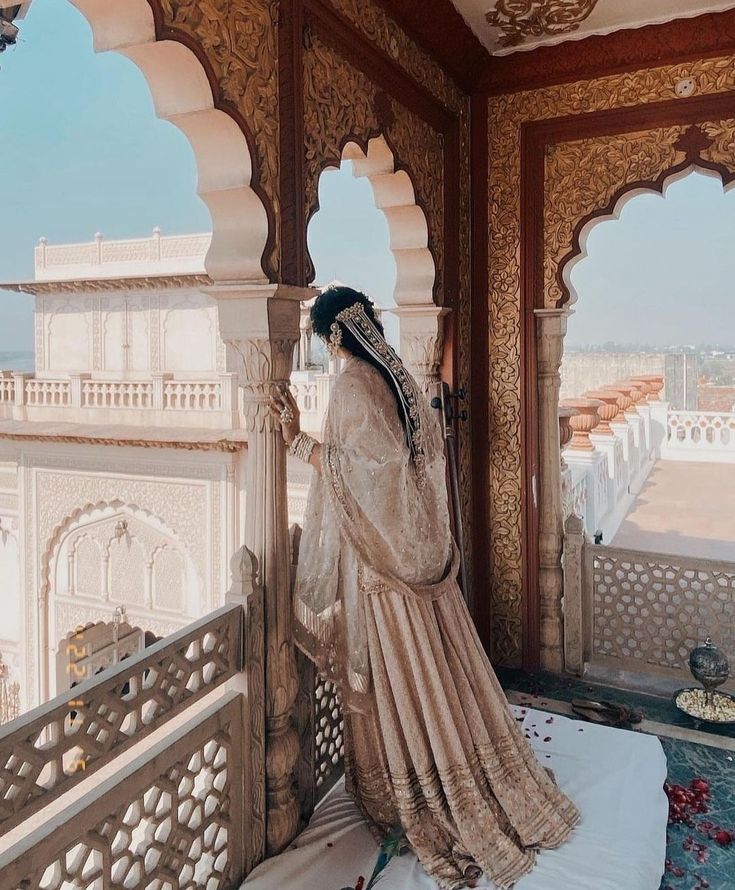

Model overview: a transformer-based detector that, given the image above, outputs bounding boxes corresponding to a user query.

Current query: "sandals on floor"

[571,698,643,728]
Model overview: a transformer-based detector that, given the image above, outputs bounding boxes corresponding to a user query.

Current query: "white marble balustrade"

[663,410,735,462]
[0,372,240,428]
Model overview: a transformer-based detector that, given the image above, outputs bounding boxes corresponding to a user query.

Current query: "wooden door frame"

[519,89,735,669]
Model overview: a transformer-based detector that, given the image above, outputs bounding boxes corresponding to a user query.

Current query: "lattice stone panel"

[2,693,245,890]
[0,604,241,837]
[296,651,345,824]
[590,546,735,672]
[314,675,344,792]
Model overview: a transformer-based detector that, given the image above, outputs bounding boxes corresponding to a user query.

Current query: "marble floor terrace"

[611,461,735,561]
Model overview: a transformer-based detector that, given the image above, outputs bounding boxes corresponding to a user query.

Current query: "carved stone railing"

[2,692,247,889]
[0,373,14,404]
[0,546,270,886]
[0,603,243,837]
[664,410,735,462]
[26,379,71,408]
[563,514,735,686]
[0,373,240,428]
[82,379,154,409]
[296,652,346,825]
[164,379,222,411]
[291,524,345,826]
[35,230,211,281]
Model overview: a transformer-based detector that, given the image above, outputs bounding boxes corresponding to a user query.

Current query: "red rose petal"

[713,830,733,846]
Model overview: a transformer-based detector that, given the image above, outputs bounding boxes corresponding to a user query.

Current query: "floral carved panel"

[487,55,735,666]
[544,126,683,308]
[157,0,280,275]
[547,121,735,309]
[302,32,446,303]
[326,0,464,112]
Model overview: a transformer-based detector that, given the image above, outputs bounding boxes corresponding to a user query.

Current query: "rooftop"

[610,459,735,561]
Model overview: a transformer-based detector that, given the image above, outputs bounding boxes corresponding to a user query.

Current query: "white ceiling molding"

[451,0,735,55]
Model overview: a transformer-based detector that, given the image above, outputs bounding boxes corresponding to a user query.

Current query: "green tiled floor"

[498,670,735,890]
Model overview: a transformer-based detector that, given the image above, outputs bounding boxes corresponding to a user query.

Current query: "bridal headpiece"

[332,302,426,489]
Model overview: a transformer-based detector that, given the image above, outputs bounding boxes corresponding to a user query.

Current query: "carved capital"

[390,305,449,396]
[535,309,568,376]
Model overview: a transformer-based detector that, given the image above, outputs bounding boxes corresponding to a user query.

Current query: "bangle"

[289,432,318,464]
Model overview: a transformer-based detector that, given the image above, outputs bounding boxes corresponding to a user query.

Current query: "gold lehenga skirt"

[341,580,580,890]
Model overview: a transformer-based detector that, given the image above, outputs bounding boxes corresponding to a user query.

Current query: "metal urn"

[689,637,730,699]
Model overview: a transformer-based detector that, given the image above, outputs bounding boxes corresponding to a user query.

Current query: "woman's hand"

[269,385,301,447]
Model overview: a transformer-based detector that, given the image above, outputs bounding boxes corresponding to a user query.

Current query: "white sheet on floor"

[243,706,668,890]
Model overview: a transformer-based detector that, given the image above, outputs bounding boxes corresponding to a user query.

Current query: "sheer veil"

[293,303,455,711]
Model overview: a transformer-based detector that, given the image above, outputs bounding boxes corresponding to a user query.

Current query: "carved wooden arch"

[557,138,735,309]
[310,134,437,306]
[542,121,735,311]
[69,0,271,282]
[522,117,735,673]
[301,24,456,308]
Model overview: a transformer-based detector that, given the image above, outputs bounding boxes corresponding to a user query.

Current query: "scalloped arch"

[69,0,270,283]
[559,160,735,309]
[313,136,437,306]
[42,498,189,602]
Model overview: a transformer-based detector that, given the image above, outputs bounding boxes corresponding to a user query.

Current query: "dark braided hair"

[310,286,409,445]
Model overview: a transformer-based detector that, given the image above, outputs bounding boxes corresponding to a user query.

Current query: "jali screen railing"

[0,548,266,888]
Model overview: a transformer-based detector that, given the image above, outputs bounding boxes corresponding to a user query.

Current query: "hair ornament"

[327,321,343,358]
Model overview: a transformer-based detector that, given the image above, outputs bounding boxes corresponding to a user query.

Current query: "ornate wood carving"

[482,9,735,95]
[362,0,488,93]
[485,0,600,49]
[551,123,735,309]
[155,0,280,276]
[488,56,735,666]
[545,126,683,308]
[302,33,445,303]
[323,0,465,111]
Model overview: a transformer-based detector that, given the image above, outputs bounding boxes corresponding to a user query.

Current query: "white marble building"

[0,230,319,714]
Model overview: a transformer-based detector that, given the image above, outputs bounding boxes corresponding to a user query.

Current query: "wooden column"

[210,283,304,854]
[534,309,568,672]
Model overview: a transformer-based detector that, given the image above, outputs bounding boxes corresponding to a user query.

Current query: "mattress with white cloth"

[243,706,668,890]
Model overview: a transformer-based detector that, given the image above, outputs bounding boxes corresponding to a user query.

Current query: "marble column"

[209,282,307,855]
[390,305,449,398]
[535,309,569,672]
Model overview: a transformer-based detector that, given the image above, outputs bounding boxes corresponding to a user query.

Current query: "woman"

[271,286,579,889]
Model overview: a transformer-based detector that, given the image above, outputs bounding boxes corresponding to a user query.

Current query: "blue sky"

[568,171,735,348]
[0,0,732,355]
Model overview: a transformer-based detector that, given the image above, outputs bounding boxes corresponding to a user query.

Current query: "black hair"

[310,286,409,445]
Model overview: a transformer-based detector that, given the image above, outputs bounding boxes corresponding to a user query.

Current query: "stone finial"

[558,405,578,450]
[584,390,622,434]
[630,374,664,401]
[560,398,603,451]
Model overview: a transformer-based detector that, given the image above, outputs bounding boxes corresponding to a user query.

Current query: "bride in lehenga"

[270,285,580,890]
